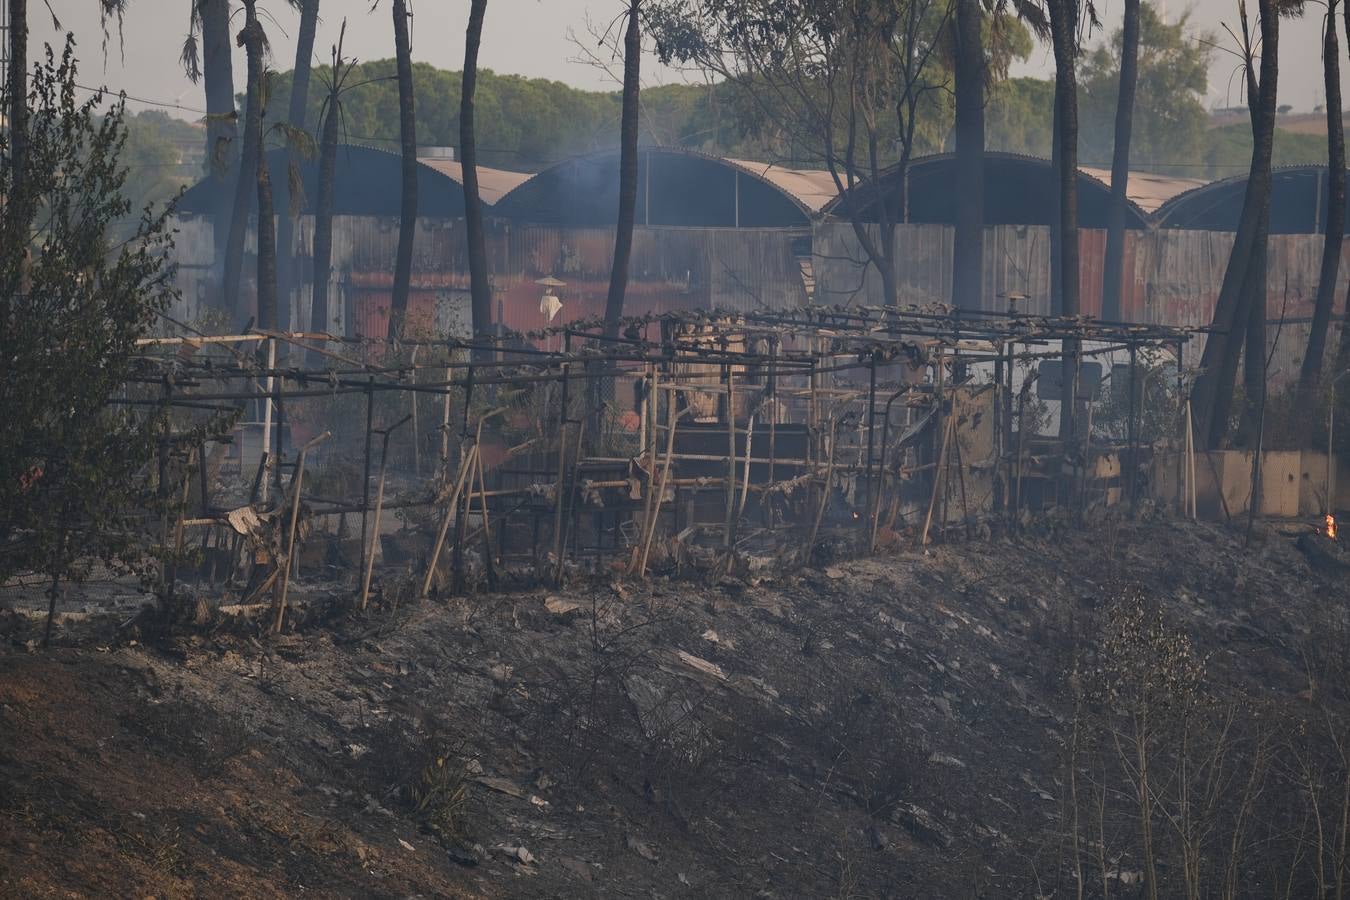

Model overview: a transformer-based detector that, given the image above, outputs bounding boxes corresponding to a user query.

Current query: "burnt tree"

[462,0,493,347]
[605,0,642,338]
[389,0,417,340]
[1101,0,1139,322]
[1193,0,1277,449]
[1047,0,1082,441]
[276,0,320,333]
[951,0,985,310]
[1295,0,1346,435]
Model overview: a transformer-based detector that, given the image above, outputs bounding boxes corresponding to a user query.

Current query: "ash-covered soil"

[2,518,1346,898]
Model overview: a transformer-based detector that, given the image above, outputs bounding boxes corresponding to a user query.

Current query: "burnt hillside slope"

[3,519,1348,898]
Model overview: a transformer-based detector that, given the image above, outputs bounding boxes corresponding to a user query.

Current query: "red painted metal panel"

[1077,229,1106,319]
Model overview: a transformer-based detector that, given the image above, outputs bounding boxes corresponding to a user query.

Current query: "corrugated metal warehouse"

[169,145,1350,381]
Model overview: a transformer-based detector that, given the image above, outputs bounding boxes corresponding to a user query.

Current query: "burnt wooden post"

[453,363,477,594]
[360,375,374,569]
[550,332,572,584]
[767,335,777,528]
[275,430,332,632]
[1127,341,1139,514]
[864,351,877,535]
[724,365,737,550]
[359,416,410,610]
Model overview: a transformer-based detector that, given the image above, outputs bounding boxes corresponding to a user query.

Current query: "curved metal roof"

[491,147,818,227]
[1154,165,1347,233]
[176,144,521,218]
[822,151,1152,229]
[415,157,532,205]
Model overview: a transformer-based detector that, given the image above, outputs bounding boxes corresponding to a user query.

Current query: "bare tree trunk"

[6,0,25,184]
[1238,207,1270,443]
[389,0,417,341]
[1049,0,1081,442]
[462,0,492,349]
[1102,0,1140,322]
[951,0,985,311]
[276,0,320,335]
[604,0,641,339]
[311,70,339,338]
[199,0,237,303]
[1295,1,1346,438]
[224,0,265,325]
[240,1,275,331]
[1193,0,1278,449]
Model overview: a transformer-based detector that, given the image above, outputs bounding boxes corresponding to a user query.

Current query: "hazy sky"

[24,0,1343,122]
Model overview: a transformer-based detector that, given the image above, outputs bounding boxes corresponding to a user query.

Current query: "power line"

[72,81,209,116]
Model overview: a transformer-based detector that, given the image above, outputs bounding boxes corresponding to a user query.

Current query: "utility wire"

[73,81,210,116]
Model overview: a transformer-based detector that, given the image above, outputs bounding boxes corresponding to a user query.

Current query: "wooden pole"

[359,416,410,611]
[805,421,838,563]
[441,364,452,467]
[473,446,498,591]
[724,365,737,549]
[261,338,276,504]
[637,399,681,577]
[420,443,478,599]
[920,412,956,547]
[275,430,332,632]
[360,375,374,560]
[410,345,421,476]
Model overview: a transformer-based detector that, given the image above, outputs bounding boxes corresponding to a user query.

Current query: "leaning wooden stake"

[919,411,956,548]
[274,430,331,633]
[472,444,498,591]
[420,443,478,599]
[805,420,838,563]
[637,400,682,577]
[358,416,410,611]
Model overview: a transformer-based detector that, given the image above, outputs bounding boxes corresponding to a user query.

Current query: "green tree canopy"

[1077,4,1213,177]
[1,41,184,622]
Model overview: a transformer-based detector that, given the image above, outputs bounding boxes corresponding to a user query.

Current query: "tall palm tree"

[951,0,984,311]
[605,0,642,339]
[389,0,417,340]
[276,0,320,333]
[221,0,265,324]
[1101,0,1140,322]
[1046,0,1082,441]
[462,0,491,347]
[1295,0,1345,435]
[311,22,353,341]
[7,0,27,183]
[238,0,276,330]
[1193,0,1278,449]
[181,0,239,305]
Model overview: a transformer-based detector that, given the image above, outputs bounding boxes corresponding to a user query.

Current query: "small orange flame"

[1327,514,1338,540]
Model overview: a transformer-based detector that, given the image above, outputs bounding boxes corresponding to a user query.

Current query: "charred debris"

[79,304,1198,632]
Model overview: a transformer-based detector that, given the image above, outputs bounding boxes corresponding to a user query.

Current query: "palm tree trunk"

[224,0,265,325]
[389,0,417,341]
[1102,0,1140,322]
[240,1,275,331]
[1238,205,1270,443]
[604,0,641,339]
[7,0,26,184]
[276,0,320,335]
[311,79,339,337]
[199,0,237,305]
[1048,0,1081,442]
[951,0,985,311]
[462,0,492,349]
[1295,1,1345,438]
[1193,0,1278,449]
[1337,1,1350,377]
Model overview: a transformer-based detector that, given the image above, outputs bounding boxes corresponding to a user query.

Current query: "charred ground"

[3,517,1349,898]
